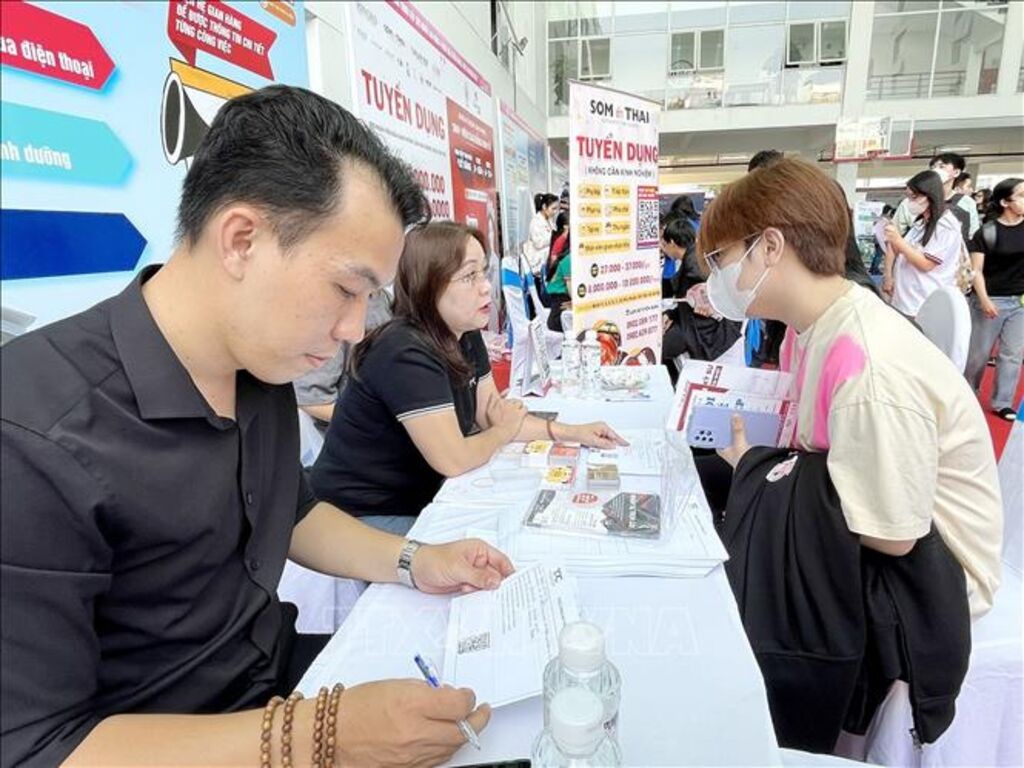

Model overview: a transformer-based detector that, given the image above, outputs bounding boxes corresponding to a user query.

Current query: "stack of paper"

[666,360,797,447]
[496,491,727,578]
[588,428,666,476]
[441,563,580,707]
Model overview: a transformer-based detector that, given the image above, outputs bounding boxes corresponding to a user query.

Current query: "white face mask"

[907,197,929,217]
[706,236,771,321]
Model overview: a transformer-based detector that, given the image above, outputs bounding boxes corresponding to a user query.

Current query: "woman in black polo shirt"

[310,222,626,532]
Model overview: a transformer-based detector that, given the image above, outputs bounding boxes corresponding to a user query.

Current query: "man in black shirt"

[1,86,512,767]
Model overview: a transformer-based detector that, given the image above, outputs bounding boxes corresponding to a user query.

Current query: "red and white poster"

[346,1,497,258]
[568,81,661,365]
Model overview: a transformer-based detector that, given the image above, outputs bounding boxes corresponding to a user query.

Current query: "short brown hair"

[353,221,487,382]
[698,158,849,276]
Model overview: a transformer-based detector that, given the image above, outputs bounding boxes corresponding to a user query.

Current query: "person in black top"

[311,221,627,527]
[659,213,742,379]
[1,86,514,767]
[965,177,1024,420]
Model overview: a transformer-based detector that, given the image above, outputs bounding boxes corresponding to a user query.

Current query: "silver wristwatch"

[397,539,423,590]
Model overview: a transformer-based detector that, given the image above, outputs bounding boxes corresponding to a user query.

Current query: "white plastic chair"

[673,319,749,371]
[915,286,971,374]
[526,280,564,361]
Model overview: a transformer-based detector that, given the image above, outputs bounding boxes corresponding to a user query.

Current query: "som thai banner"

[568,81,661,366]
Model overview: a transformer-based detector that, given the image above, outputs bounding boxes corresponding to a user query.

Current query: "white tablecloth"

[298,368,785,766]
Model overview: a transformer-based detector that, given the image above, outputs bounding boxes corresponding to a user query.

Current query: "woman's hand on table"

[411,538,515,595]
[487,394,528,441]
[564,422,629,449]
[337,680,491,767]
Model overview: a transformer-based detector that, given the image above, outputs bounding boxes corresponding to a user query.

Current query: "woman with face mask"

[881,170,966,318]
[699,158,1001,621]
[311,222,626,532]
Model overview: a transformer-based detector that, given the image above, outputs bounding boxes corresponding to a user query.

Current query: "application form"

[441,563,580,707]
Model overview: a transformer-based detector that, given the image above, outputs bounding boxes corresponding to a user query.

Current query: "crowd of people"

[0,82,1017,766]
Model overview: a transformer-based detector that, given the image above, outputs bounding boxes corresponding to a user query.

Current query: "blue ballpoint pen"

[413,654,482,750]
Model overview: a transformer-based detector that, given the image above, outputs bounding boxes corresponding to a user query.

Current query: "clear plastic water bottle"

[581,330,602,399]
[543,622,622,739]
[561,332,581,396]
[532,688,623,767]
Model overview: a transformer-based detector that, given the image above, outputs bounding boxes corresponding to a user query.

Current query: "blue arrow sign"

[0,102,133,185]
[1,209,147,280]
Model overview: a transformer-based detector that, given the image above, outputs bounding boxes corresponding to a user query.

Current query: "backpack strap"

[981,220,997,253]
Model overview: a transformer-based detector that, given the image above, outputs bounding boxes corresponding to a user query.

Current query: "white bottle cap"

[558,621,605,673]
[550,687,604,755]
[584,329,598,342]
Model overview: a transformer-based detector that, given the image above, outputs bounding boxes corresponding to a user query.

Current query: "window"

[580,37,611,80]
[698,29,725,70]
[786,20,847,66]
[669,31,695,73]
[819,21,847,61]
[548,39,579,113]
[787,23,816,64]
[868,2,1007,99]
[668,28,723,74]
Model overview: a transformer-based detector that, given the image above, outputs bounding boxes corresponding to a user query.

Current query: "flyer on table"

[568,80,662,366]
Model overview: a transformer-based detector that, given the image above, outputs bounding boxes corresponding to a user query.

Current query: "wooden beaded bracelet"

[280,691,303,768]
[259,696,284,768]
[311,686,329,767]
[324,683,345,767]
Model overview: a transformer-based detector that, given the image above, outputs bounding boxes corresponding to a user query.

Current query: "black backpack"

[945,193,971,243]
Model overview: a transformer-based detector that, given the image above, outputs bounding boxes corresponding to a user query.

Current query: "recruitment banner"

[568,81,661,365]
[347,1,499,327]
[497,99,549,263]
[0,0,308,329]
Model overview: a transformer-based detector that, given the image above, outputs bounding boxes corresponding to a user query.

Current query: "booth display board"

[568,80,661,365]
[550,150,569,207]
[0,0,309,329]
[497,99,549,266]
[347,1,499,327]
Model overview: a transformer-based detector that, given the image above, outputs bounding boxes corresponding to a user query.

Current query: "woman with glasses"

[311,221,625,531]
[882,169,965,318]
[700,158,1001,620]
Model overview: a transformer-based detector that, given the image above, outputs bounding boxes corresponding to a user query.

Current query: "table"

[298,366,784,766]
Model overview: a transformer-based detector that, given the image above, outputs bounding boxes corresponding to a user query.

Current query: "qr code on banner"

[458,632,491,655]
[636,189,660,247]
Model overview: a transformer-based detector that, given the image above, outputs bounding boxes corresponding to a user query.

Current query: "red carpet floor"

[978,363,1024,460]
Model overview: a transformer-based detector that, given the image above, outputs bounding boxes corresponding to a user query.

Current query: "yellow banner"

[603,184,630,198]
[604,202,630,217]
[578,202,603,218]
[579,238,631,256]
[575,288,661,314]
[604,219,631,235]
[578,183,603,199]
[579,221,603,237]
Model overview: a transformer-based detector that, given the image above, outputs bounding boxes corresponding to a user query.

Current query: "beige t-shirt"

[779,284,1002,617]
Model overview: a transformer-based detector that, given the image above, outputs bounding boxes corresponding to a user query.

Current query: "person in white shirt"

[883,170,964,318]
[522,193,558,276]
[891,152,978,239]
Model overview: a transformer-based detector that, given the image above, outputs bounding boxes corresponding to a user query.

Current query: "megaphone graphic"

[161,59,251,167]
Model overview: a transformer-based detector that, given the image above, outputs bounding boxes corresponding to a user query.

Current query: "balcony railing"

[552,65,844,115]
[866,70,967,100]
